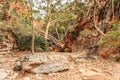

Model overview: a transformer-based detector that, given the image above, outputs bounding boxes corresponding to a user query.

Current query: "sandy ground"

[0,51,120,80]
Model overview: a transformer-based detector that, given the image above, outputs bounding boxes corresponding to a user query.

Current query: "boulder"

[13,53,69,74]
[30,62,69,74]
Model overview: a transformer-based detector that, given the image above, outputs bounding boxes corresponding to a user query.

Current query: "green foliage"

[9,15,31,35]
[43,1,85,39]
[0,0,32,34]
[32,10,39,13]
[0,1,9,21]
[15,33,46,51]
[80,29,92,36]
[11,8,19,16]
[47,10,78,39]
[99,20,120,47]
[72,2,85,16]
[0,0,86,52]
[0,34,5,43]
[0,4,4,20]
[39,0,85,40]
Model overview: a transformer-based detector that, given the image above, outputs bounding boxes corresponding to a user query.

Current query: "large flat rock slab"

[30,62,69,74]
[13,53,69,74]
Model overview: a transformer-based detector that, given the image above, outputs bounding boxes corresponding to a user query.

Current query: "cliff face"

[0,0,29,21]
[59,0,120,58]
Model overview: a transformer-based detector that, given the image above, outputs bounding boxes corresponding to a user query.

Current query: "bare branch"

[93,0,106,36]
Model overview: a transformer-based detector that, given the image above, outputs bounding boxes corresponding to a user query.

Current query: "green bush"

[99,20,120,48]
[15,33,46,51]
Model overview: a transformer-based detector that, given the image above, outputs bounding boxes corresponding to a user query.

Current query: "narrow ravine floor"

[0,51,120,80]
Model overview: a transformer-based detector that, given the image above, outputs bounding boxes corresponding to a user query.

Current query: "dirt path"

[0,51,120,80]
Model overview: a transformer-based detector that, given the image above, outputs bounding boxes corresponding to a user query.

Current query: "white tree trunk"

[93,0,105,36]
[29,0,34,53]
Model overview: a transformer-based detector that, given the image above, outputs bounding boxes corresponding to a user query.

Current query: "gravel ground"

[0,51,120,80]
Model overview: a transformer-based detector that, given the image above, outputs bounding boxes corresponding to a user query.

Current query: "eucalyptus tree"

[31,0,74,44]
[28,0,86,51]
[29,0,34,53]
[33,0,85,37]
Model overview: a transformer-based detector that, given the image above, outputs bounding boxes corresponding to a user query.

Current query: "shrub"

[15,33,46,51]
[99,20,120,48]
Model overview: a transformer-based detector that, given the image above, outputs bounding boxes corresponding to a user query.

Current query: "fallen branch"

[36,30,64,47]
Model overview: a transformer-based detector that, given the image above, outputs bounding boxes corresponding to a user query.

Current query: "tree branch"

[93,0,106,36]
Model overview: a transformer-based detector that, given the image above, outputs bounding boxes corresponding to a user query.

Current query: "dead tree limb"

[36,30,64,48]
[93,0,106,36]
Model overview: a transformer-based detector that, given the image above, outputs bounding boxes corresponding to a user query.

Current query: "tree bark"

[112,0,114,21]
[29,0,34,53]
